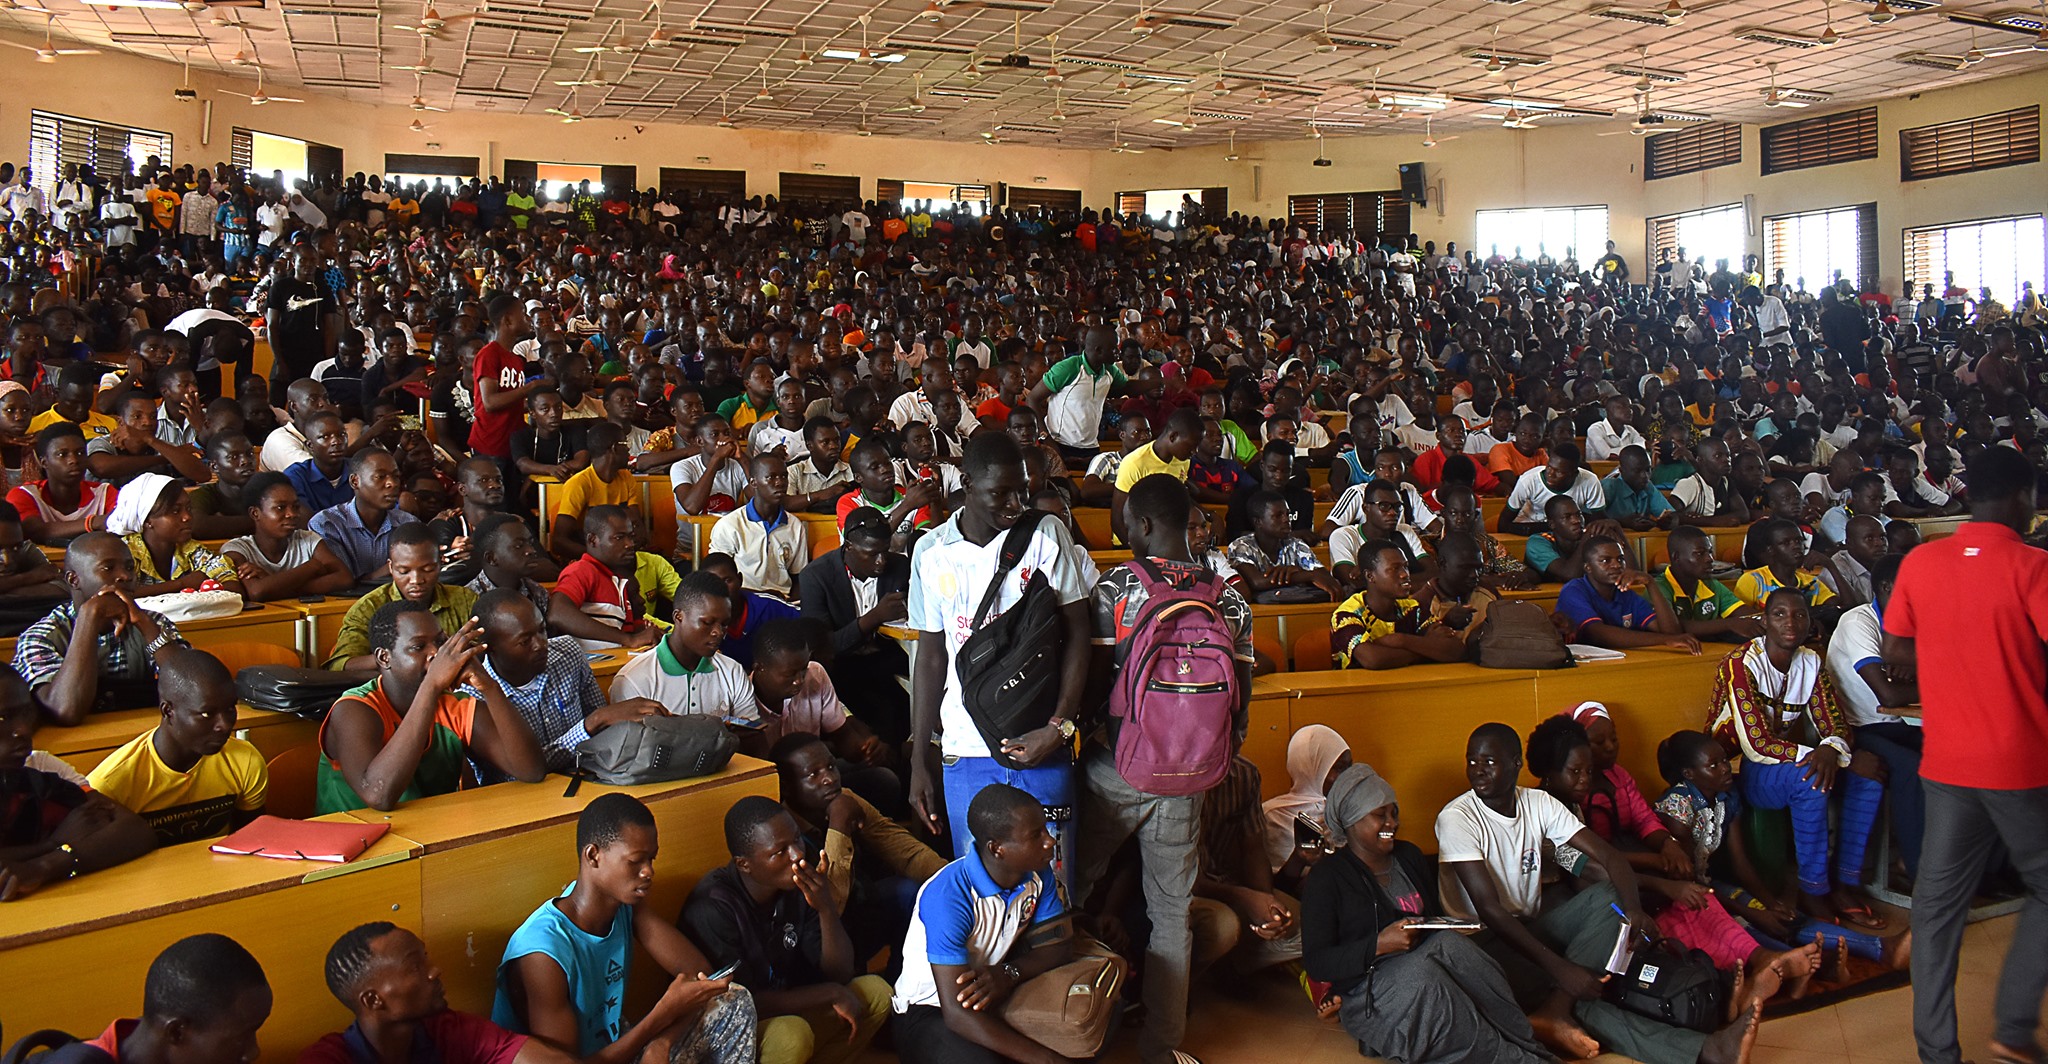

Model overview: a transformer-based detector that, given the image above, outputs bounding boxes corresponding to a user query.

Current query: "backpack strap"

[969,510,1051,630]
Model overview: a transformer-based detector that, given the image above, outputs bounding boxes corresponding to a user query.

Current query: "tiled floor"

[866,913,2033,1064]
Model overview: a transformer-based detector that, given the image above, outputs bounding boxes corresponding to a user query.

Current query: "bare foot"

[1881,930,1913,972]
[1316,994,1344,1024]
[1699,999,1763,1064]
[1768,939,1822,1001]
[1797,890,1840,926]
[1726,962,1749,1023]
[1531,996,1602,1060]
[1741,956,1785,1013]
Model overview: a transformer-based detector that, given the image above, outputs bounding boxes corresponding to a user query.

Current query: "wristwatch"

[1000,961,1022,983]
[1049,717,1077,741]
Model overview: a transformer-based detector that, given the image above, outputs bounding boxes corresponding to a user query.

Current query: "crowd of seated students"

[3,157,2044,1064]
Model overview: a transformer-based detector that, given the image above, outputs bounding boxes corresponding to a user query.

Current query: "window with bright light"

[1905,215,2046,306]
[249,131,307,189]
[1648,203,1748,277]
[897,180,989,216]
[1141,189,1203,222]
[1473,206,1609,264]
[28,110,169,203]
[533,162,604,200]
[1763,205,1875,295]
[384,173,467,193]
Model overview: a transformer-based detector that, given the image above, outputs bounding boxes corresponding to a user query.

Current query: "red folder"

[210,816,390,863]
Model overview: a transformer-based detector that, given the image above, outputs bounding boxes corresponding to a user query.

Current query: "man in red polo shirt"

[1410,417,1499,494]
[1883,445,2048,1064]
[470,295,545,464]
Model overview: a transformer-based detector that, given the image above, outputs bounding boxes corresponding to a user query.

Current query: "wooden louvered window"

[1116,191,1147,217]
[1763,203,1878,293]
[231,128,254,177]
[28,110,170,203]
[1645,122,1742,180]
[386,153,479,177]
[660,167,745,200]
[1761,107,1878,175]
[1900,106,2040,181]
[1904,215,2047,306]
[1286,191,1405,241]
[777,172,859,204]
[1006,187,1081,212]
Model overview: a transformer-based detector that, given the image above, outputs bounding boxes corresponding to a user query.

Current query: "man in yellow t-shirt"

[1731,518,1838,611]
[1110,407,1201,545]
[86,649,268,844]
[27,369,119,441]
[550,420,641,562]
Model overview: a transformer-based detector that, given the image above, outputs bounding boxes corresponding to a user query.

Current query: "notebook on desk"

[211,816,391,863]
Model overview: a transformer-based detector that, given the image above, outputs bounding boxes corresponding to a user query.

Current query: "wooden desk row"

[0,760,778,1062]
[1240,650,1729,842]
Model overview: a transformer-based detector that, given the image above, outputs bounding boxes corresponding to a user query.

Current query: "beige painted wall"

[4,31,2041,296]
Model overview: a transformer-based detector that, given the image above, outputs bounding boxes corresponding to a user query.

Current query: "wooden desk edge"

[346,760,777,854]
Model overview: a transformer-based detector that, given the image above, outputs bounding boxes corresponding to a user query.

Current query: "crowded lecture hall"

[0,6,2043,1063]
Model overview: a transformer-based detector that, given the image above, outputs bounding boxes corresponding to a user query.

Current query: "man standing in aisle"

[906,432,1092,889]
[1884,446,2048,1064]
[1028,324,1130,468]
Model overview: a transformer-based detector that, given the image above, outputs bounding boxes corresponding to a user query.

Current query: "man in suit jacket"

[798,506,912,742]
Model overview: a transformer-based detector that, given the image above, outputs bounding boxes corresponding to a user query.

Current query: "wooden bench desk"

[1533,646,1727,791]
[41,704,319,774]
[178,602,308,664]
[295,596,360,667]
[342,759,778,1016]
[0,815,424,1059]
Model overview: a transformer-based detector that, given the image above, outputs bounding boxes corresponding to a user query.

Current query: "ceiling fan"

[391,45,454,77]
[545,91,585,122]
[407,117,435,133]
[393,3,477,38]
[1,14,99,63]
[575,19,647,56]
[980,111,1006,144]
[1599,88,1665,134]
[219,66,303,105]
[1109,120,1144,152]
[854,103,875,136]
[1421,115,1459,148]
[556,51,628,88]
[715,92,736,127]
[407,73,448,111]
[885,72,928,112]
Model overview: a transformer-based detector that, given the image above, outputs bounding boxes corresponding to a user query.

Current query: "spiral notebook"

[211,816,391,863]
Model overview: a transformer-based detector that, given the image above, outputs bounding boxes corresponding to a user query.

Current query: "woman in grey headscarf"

[1300,762,1555,1064]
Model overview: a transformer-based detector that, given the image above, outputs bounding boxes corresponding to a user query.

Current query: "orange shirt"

[1488,442,1547,479]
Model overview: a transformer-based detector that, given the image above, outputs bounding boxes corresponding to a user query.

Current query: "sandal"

[1835,900,1888,931]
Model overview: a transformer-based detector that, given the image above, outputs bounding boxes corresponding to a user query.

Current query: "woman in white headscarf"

[109,472,245,599]
[1262,723,1353,885]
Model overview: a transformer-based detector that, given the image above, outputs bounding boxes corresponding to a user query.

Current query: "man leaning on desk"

[11,532,187,726]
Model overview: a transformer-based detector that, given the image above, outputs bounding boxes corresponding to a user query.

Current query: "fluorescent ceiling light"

[691,19,796,38]
[81,0,188,8]
[822,47,905,62]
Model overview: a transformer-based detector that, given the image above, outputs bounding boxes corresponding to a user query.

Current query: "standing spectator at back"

[1028,324,1130,466]
[1884,446,2048,1064]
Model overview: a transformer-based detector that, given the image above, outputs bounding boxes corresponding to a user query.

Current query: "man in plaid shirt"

[10,532,183,726]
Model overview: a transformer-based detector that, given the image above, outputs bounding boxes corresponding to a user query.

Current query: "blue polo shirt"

[308,500,420,581]
[1556,575,1658,638]
[285,457,353,513]
[1600,473,1672,521]
[893,845,1065,1013]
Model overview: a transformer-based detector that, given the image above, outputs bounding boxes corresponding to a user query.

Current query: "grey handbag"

[572,714,739,786]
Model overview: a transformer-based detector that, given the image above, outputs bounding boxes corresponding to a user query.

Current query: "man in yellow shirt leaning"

[549,420,641,563]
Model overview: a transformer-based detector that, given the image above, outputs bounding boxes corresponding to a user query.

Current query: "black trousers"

[896,1004,1018,1064]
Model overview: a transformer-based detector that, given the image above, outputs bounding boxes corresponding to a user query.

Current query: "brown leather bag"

[1470,599,1575,669]
[999,938,1128,1059]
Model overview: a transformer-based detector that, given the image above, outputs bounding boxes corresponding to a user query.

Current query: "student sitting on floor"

[107,473,245,600]
[1556,535,1701,654]
[1438,722,1762,1064]
[38,934,271,1064]
[772,732,947,969]
[325,523,480,670]
[1652,730,1910,972]
[1825,553,1928,881]
[1526,713,1817,1005]
[317,605,547,813]
[312,923,550,1064]
[494,794,758,1064]
[1707,588,1887,933]
[608,571,761,726]
[548,505,661,651]
[12,531,185,725]
[709,452,809,600]
[1301,761,1553,1064]
[747,619,892,781]
[1330,541,1467,670]
[0,662,157,897]
[890,782,1080,1064]
[221,472,356,601]
[682,796,894,1064]
[87,648,267,845]
[1262,725,1353,892]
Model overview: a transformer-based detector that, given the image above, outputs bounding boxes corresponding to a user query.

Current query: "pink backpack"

[1110,558,1243,796]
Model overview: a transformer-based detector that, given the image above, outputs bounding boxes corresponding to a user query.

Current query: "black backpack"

[955,511,1066,769]
[1607,942,1724,1032]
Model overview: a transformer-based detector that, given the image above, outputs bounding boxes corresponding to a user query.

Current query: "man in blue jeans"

[907,431,1092,894]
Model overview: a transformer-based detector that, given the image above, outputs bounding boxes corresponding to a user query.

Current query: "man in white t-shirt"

[1028,325,1130,463]
[1824,555,1927,878]
[608,571,761,721]
[1502,445,1608,534]
[1438,722,1756,1064]
[907,432,1092,893]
